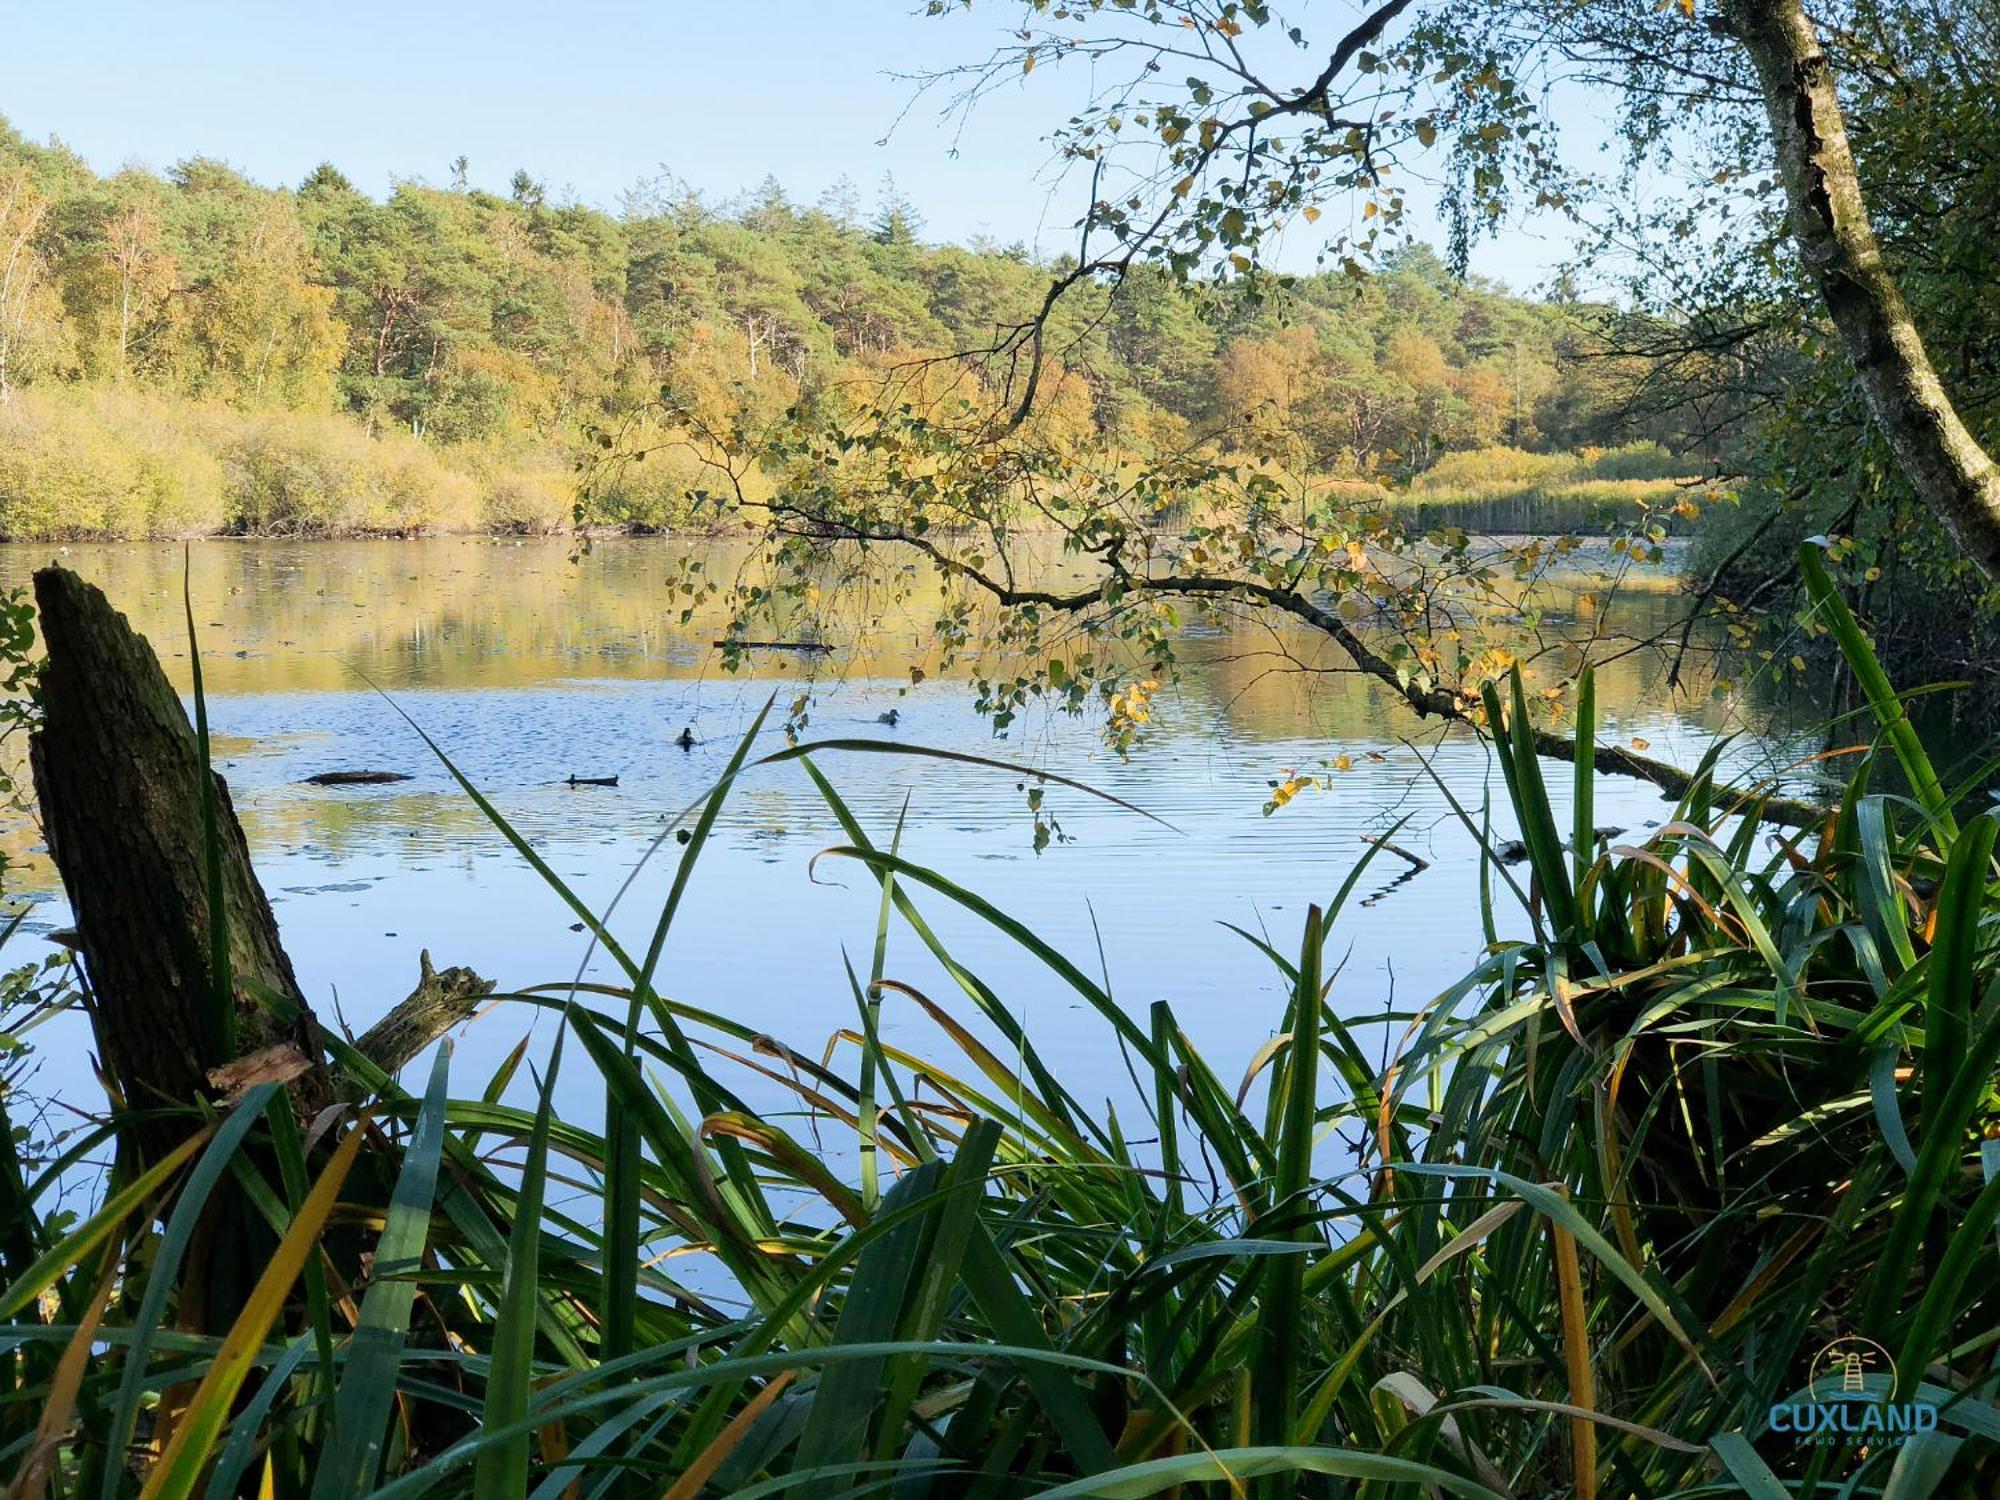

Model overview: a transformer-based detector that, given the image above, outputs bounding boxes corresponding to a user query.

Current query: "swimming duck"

[675,727,696,750]
[877,709,900,727]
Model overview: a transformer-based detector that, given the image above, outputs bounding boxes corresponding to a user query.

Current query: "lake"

[0,537,1823,1124]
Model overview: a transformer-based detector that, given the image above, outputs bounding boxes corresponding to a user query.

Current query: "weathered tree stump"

[353,950,494,1081]
[28,566,329,1159]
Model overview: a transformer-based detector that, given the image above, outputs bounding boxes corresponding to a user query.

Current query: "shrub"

[0,390,226,539]
[585,444,708,531]
[1410,444,1582,493]
[1584,439,1684,482]
[474,459,574,533]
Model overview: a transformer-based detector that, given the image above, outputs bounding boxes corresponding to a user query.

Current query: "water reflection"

[0,538,1819,1111]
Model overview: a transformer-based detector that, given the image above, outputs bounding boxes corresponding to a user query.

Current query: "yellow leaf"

[1333,754,1353,772]
[1630,737,1650,752]
[1301,206,1321,223]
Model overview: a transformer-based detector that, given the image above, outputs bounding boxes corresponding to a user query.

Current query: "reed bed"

[0,544,1995,1496]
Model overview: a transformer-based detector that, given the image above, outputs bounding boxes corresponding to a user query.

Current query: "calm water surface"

[0,538,1822,1121]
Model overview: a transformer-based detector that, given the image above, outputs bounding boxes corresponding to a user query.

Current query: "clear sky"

[0,0,1574,289]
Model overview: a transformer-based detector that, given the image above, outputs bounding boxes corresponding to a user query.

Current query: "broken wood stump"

[353,950,494,1080]
[27,566,492,1155]
[29,566,329,1158]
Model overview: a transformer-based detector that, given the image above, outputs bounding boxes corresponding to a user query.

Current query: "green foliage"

[6,582,2000,1493]
[0,110,1684,545]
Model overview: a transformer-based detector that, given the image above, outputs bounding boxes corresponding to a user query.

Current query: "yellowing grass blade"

[139,1117,368,1500]
[1549,1208,1598,1500]
[660,1370,795,1500]
[7,1238,121,1500]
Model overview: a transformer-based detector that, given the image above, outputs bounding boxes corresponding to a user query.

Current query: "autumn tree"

[603,0,1998,817]
[0,166,56,403]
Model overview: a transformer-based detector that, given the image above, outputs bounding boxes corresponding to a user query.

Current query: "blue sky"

[0,0,1575,289]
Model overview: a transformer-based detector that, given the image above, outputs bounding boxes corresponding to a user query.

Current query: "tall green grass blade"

[1028,1445,1508,1499]
[473,1030,564,1499]
[313,1045,454,1500]
[140,1119,367,1500]
[793,1160,944,1473]
[1572,664,1596,901]
[98,1087,277,1500]
[1922,814,1994,1129]
[857,797,910,1213]
[0,1127,213,1322]
[956,1221,1119,1473]
[1799,542,1954,834]
[199,1333,318,1500]
[1255,904,1322,1468]
[1709,1433,1793,1498]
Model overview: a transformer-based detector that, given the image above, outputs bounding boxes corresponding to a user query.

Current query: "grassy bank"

[1384,442,1714,535]
[0,389,736,540]
[0,390,1718,545]
[0,545,1994,1494]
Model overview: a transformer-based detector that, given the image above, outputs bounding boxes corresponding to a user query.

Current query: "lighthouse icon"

[1841,1351,1866,1392]
[1808,1336,1893,1400]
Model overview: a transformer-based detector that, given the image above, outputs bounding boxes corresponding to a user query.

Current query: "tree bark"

[28,566,328,1160]
[1720,0,2000,579]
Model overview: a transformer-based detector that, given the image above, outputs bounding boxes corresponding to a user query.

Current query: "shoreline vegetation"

[0,385,1708,541]
[1,552,1995,1494]
[1,115,1713,548]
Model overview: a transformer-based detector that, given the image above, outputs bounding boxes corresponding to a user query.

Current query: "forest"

[0,115,1688,540]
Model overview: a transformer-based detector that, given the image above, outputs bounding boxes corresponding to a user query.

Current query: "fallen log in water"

[304,769,412,786]
[712,638,835,653]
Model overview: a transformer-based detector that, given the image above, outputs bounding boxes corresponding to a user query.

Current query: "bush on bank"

[0,389,589,540]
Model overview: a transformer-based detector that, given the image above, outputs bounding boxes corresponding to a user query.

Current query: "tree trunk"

[1721,0,2000,579]
[28,566,328,1162]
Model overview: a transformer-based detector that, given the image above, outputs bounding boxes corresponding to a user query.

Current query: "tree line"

[0,113,1678,539]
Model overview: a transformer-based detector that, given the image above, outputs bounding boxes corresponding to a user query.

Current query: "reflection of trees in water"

[0,535,1840,897]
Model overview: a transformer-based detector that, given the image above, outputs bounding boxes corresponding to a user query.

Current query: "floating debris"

[304,770,411,786]
[566,774,620,788]
[1359,834,1430,872]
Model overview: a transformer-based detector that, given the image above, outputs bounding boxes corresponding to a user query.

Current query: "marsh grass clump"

[0,544,1996,1496]
[1385,443,1708,536]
